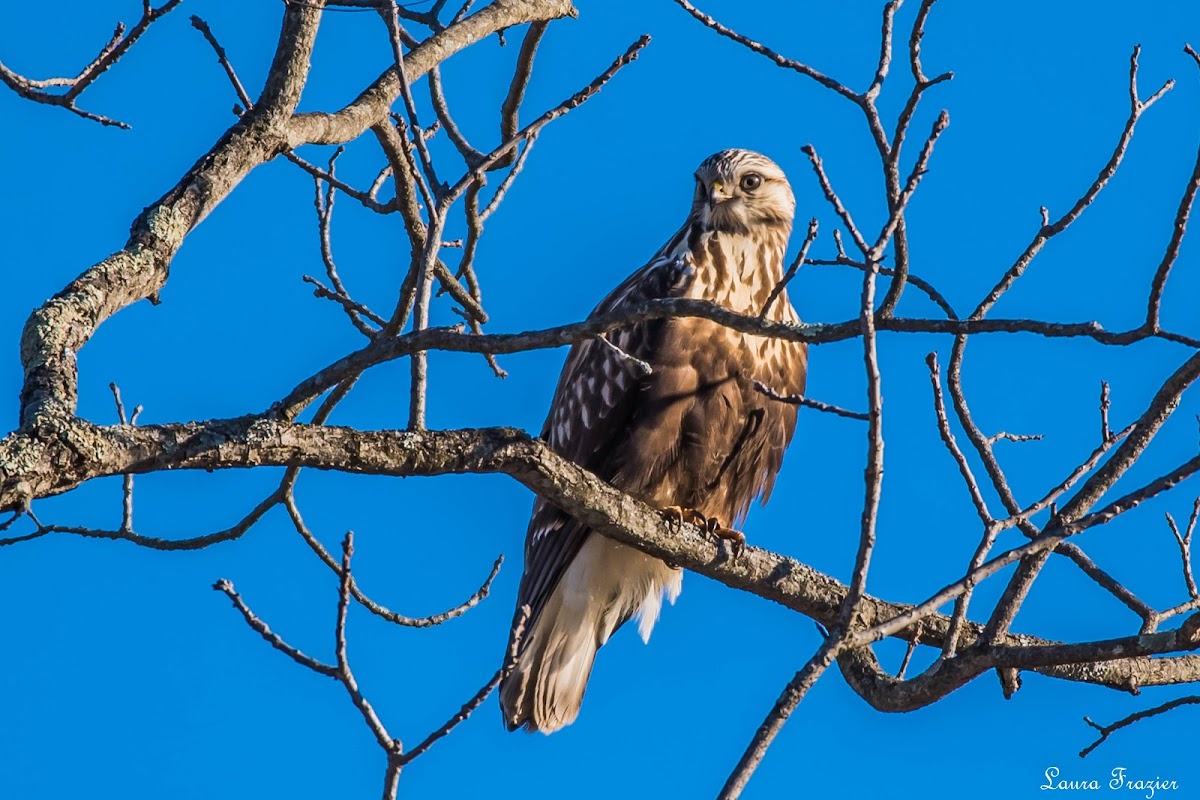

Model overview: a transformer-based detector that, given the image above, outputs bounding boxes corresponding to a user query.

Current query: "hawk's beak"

[709,180,733,205]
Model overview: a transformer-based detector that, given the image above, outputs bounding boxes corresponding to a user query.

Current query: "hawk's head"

[692,149,795,235]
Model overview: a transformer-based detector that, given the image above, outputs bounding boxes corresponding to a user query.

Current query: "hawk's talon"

[660,506,681,532]
[710,522,746,560]
[661,507,745,558]
[661,505,709,531]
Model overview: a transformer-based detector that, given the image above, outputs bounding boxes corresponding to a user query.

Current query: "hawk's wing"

[515,232,694,639]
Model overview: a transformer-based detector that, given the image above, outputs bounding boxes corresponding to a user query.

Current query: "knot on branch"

[1179,612,1200,648]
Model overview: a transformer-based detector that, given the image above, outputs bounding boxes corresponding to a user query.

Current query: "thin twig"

[480,134,538,221]
[496,22,548,168]
[1100,381,1113,443]
[284,492,501,627]
[808,258,957,319]
[909,0,938,83]
[368,163,393,201]
[926,354,991,524]
[427,66,485,165]
[753,381,867,421]
[287,150,396,214]
[304,275,388,329]
[596,333,652,377]
[871,108,950,256]
[974,46,1172,321]
[335,532,398,752]
[109,382,136,532]
[0,0,184,128]
[761,218,817,317]
[398,606,530,765]
[312,152,382,336]
[718,640,841,799]
[1145,45,1200,330]
[897,622,922,679]
[1166,498,1200,600]
[670,0,858,103]
[880,0,951,316]
[865,1,900,101]
[380,3,441,203]
[1081,696,1200,757]
[926,349,996,660]
[214,578,339,678]
[801,144,868,254]
[441,35,651,205]
[190,15,253,109]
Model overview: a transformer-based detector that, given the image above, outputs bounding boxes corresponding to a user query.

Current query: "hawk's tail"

[499,535,683,734]
[500,583,599,734]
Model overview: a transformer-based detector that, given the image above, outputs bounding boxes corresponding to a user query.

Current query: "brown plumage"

[500,149,808,733]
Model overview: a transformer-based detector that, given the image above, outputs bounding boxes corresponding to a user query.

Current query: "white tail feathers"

[501,584,598,733]
[500,534,682,733]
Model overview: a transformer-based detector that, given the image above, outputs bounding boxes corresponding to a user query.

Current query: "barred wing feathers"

[516,241,694,638]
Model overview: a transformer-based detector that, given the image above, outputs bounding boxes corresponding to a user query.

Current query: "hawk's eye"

[740,173,763,191]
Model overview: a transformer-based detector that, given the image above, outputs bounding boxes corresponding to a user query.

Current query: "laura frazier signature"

[1042,767,1178,799]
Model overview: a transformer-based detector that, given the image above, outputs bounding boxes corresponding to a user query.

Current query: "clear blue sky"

[4,1,1200,798]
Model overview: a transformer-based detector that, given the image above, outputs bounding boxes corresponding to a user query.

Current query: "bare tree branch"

[5,3,1200,796]
[0,1,184,128]
[214,578,339,678]
[288,0,578,147]
[1081,695,1200,757]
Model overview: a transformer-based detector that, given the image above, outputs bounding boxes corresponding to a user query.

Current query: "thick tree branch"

[287,0,578,147]
[17,0,326,427]
[3,419,1199,694]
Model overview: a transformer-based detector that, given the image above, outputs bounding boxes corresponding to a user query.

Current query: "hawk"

[499,149,808,733]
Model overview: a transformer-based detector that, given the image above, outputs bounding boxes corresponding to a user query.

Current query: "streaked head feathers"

[692,149,795,235]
